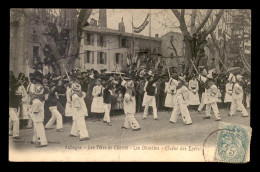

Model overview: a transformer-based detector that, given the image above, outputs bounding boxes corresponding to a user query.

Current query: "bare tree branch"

[190,9,197,34]
[205,9,224,35]
[171,9,189,35]
[194,9,213,34]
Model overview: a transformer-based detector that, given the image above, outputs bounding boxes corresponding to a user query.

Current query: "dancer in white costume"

[188,74,200,110]
[70,82,89,141]
[29,84,48,147]
[169,76,192,125]
[121,77,141,131]
[198,73,221,121]
[229,74,249,117]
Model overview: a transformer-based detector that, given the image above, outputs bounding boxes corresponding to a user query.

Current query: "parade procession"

[9,9,251,150]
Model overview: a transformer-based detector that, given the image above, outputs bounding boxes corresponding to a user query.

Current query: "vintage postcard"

[9,9,251,162]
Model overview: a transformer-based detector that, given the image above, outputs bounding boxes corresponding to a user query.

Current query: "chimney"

[155,34,159,38]
[90,18,97,26]
[98,9,107,27]
[118,17,125,32]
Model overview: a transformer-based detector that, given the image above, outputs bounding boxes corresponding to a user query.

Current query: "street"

[9,108,250,151]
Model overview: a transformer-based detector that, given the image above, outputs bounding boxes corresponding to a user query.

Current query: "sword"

[62,63,70,81]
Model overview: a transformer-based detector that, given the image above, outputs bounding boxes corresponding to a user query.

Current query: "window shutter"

[121,54,124,65]
[103,35,107,47]
[97,35,100,47]
[97,52,100,64]
[92,51,94,64]
[104,52,107,64]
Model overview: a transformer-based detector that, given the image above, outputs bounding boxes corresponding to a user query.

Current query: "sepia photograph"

[9,9,251,162]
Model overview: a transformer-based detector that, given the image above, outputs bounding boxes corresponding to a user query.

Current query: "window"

[85,33,94,45]
[84,51,92,64]
[97,52,107,64]
[32,29,38,42]
[121,38,127,48]
[115,53,120,64]
[33,46,39,58]
[97,35,106,47]
[171,53,174,57]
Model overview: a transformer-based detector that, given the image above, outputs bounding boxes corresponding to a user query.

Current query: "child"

[70,82,89,141]
[115,89,124,115]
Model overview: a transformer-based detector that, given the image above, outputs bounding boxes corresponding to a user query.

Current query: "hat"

[206,72,213,79]
[72,82,81,91]
[236,74,243,82]
[231,75,236,83]
[34,84,44,95]
[89,74,94,79]
[123,76,132,81]
[126,80,134,88]
[178,76,186,82]
[201,68,207,76]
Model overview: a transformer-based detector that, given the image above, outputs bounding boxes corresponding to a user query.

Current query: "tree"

[171,9,224,74]
[11,8,92,75]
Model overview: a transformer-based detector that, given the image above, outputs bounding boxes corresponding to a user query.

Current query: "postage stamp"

[214,122,252,163]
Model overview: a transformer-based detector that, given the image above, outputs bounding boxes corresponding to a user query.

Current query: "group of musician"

[9,66,250,147]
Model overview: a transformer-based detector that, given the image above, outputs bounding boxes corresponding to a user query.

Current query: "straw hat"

[72,82,81,92]
[126,80,134,88]
[236,74,243,82]
[206,72,213,79]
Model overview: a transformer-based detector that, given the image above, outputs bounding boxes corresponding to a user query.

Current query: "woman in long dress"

[224,80,233,110]
[164,78,177,109]
[91,79,105,121]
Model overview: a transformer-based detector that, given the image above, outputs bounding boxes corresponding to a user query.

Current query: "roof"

[161,31,183,38]
[83,26,161,42]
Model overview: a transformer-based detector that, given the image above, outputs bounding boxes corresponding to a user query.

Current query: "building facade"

[10,9,44,76]
[160,32,185,69]
[76,19,162,72]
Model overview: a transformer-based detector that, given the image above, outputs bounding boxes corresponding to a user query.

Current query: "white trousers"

[70,116,89,139]
[9,108,19,137]
[205,102,221,119]
[45,106,63,129]
[143,95,158,119]
[198,93,205,111]
[170,103,192,124]
[230,98,249,117]
[103,103,111,123]
[32,122,47,146]
[123,113,141,129]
